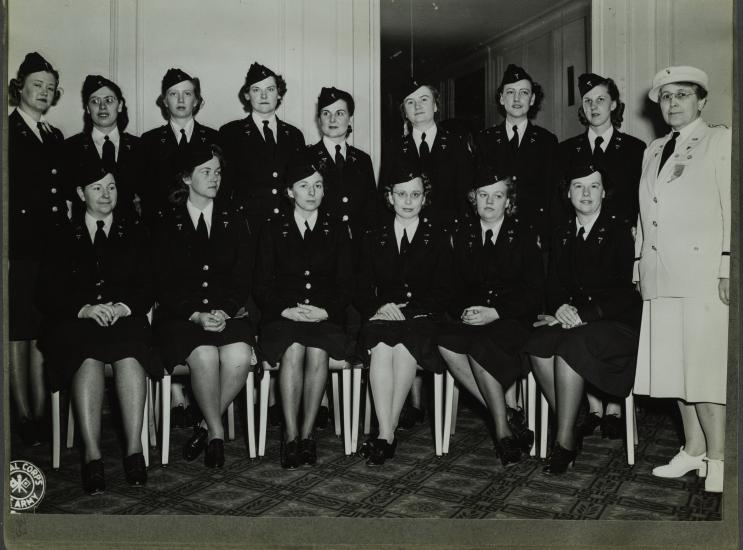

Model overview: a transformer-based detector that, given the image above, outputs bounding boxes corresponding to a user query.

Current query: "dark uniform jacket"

[140,121,219,224]
[548,210,641,329]
[306,140,378,241]
[355,213,453,319]
[382,126,473,232]
[253,210,353,325]
[36,214,153,320]
[8,110,68,260]
[218,116,305,233]
[452,217,544,324]
[557,130,645,225]
[152,201,252,321]
[475,122,559,246]
[63,130,143,218]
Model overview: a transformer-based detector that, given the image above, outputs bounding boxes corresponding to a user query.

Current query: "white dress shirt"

[91,126,120,161]
[412,124,437,153]
[505,119,528,146]
[394,217,419,252]
[294,209,318,237]
[186,199,214,236]
[170,118,195,143]
[252,112,278,142]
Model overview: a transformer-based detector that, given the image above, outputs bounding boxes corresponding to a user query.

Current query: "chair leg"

[51,391,61,470]
[258,370,270,457]
[141,385,150,467]
[342,368,352,455]
[434,372,443,456]
[245,371,256,459]
[154,380,161,429]
[147,379,157,448]
[351,367,362,453]
[539,393,549,459]
[66,397,75,449]
[442,372,454,454]
[227,402,235,441]
[625,392,635,466]
[363,379,372,435]
[331,371,342,437]
[161,375,172,467]
[450,384,459,436]
[527,372,536,457]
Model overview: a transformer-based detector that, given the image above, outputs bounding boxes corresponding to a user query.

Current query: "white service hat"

[648,66,709,102]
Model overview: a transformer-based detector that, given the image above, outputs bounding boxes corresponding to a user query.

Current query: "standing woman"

[141,68,219,226]
[153,143,255,468]
[64,75,143,219]
[36,161,155,494]
[525,165,641,474]
[253,161,353,469]
[634,67,730,493]
[8,52,68,445]
[356,158,453,465]
[438,166,543,467]
[557,73,646,439]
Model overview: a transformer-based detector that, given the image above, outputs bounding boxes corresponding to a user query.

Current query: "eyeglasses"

[659,90,696,103]
[393,190,423,200]
[503,89,532,99]
[88,96,118,107]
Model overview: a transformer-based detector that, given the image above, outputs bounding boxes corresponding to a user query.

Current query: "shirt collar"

[587,126,614,151]
[15,107,46,140]
[674,116,704,145]
[480,217,505,244]
[412,124,437,149]
[252,112,278,138]
[575,209,601,238]
[505,119,528,143]
[294,209,319,235]
[84,212,113,240]
[323,137,347,159]
[186,199,214,234]
[394,217,420,246]
[92,126,120,147]
[170,118,195,142]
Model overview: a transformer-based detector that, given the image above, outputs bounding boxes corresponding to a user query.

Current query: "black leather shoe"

[399,406,424,430]
[183,427,208,462]
[495,436,523,468]
[358,437,376,458]
[299,438,317,465]
[204,439,225,468]
[314,406,330,430]
[281,437,300,469]
[601,414,623,440]
[366,438,395,466]
[123,453,147,486]
[577,412,603,438]
[268,404,283,427]
[82,459,106,495]
[506,406,525,430]
[543,442,578,475]
[18,417,41,447]
[171,405,186,429]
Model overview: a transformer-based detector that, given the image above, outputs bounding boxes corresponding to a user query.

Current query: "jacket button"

[51,168,58,175]
[488,290,493,294]
[273,208,279,214]
[20,209,26,214]
[342,215,349,221]
[588,296,592,301]
[653,197,658,203]
[51,187,57,194]
[512,176,518,181]
[304,270,310,276]
[96,294,102,300]
[652,221,658,226]
[406,291,412,298]
[304,298,310,304]
[272,188,277,195]
[203,264,209,271]
[305,283,312,289]
[342,197,349,203]
[202,298,209,305]
[51,206,58,212]
[272,171,278,178]
[202,281,208,288]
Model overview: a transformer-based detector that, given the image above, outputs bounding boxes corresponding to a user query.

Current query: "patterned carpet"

[10,391,723,520]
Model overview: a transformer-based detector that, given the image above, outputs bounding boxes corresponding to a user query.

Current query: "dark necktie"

[400,228,410,255]
[196,212,209,250]
[102,135,115,173]
[419,132,430,166]
[93,220,107,257]
[576,226,586,243]
[658,131,680,174]
[178,128,188,150]
[263,120,276,153]
[335,144,345,174]
[303,220,312,239]
[484,229,494,250]
[509,125,519,153]
[593,136,604,161]
[37,122,51,145]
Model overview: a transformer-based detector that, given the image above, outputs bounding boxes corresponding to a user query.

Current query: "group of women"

[9,51,730,496]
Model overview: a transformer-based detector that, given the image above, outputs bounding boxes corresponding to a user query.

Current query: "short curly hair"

[496,80,544,119]
[577,78,625,128]
[383,174,432,212]
[8,70,61,108]
[467,177,518,218]
[156,77,204,120]
[238,73,288,113]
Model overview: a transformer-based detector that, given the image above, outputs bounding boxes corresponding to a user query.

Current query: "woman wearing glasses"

[556,73,646,440]
[634,66,730,493]
[356,157,452,465]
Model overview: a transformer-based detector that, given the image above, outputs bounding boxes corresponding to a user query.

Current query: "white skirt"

[634,295,729,404]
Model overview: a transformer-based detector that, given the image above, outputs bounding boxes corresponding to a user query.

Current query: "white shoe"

[652,447,707,478]
[703,458,723,493]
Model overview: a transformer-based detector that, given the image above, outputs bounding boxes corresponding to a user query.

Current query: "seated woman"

[37,160,155,494]
[253,160,353,469]
[524,164,641,474]
[152,142,255,468]
[356,158,453,466]
[438,165,543,467]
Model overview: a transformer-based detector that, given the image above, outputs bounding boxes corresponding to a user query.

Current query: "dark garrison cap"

[285,154,321,188]
[318,87,355,115]
[161,68,193,95]
[473,163,509,191]
[386,153,422,186]
[78,157,111,189]
[82,74,123,105]
[178,141,220,174]
[18,52,57,78]
[245,62,277,87]
[500,64,533,87]
[578,72,606,97]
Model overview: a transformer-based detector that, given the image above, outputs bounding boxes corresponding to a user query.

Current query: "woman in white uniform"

[634,66,730,493]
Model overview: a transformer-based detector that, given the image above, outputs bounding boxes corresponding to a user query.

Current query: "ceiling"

[381,0,562,82]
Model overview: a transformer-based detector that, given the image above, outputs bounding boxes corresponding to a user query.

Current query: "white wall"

[8,0,381,173]
[591,0,733,142]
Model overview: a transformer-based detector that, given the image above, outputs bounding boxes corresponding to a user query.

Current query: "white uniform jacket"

[634,118,730,299]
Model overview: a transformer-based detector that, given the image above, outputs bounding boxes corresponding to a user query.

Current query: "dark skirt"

[523,320,639,397]
[40,315,156,391]
[437,319,531,386]
[359,317,445,374]
[157,317,256,372]
[9,259,42,341]
[258,319,347,365]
